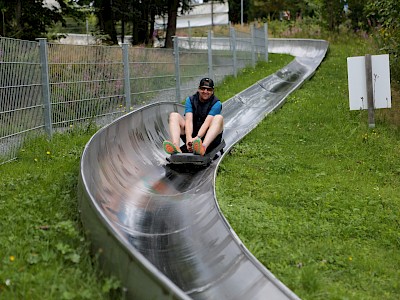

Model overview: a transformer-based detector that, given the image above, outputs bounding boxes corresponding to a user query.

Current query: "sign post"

[347,54,391,127]
[365,54,375,128]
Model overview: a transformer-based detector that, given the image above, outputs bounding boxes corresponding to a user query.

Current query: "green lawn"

[1,34,399,300]
[216,37,400,299]
[0,54,291,299]
[0,128,121,299]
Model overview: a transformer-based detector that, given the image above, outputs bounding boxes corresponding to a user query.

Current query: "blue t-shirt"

[184,96,222,116]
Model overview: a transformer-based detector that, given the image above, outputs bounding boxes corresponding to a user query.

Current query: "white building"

[155,1,229,29]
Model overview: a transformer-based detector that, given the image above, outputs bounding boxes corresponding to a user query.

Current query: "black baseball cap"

[199,78,214,89]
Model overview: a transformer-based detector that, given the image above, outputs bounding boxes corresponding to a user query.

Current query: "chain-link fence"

[0,24,268,164]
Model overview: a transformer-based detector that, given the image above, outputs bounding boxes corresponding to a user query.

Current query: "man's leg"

[202,115,224,150]
[169,112,185,148]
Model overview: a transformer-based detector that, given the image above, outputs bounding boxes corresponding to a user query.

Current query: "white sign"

[347,54,391,110]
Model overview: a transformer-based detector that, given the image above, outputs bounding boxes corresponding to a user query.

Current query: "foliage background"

[1,0,398,83]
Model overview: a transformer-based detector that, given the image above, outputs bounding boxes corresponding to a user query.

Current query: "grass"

[216,35,400,299]
[0,126,121,299]
[0,53,291,299]
[1,33,399,299]
[215,54,294,101]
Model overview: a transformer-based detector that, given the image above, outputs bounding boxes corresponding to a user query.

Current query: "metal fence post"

[264,23,269,62]
[207,31,213,79]
[230,27,237,78]
[122,43,132,110]
[173,36,181,102]
[251,24,256,67]
[37,38,53,138]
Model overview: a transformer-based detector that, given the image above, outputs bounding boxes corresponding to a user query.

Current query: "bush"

[365,0,400,84]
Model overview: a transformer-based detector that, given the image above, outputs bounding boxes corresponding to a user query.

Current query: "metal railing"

[0,24,268,164]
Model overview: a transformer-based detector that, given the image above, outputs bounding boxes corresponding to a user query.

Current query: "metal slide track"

[78,39,328,299]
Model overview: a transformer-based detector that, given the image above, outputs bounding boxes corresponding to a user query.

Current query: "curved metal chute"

[78,39,328,299]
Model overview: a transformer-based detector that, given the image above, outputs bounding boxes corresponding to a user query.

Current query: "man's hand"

[186,137,194,152]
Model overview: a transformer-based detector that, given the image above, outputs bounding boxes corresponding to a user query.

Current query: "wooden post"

[365,54,375,128]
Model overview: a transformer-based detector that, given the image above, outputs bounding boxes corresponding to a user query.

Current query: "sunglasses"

[200,87,213,91]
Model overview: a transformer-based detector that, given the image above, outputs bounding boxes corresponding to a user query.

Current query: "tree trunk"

[138,3,149,45]
[121,18,125,43]
[98,0,118,44]
[149,9,156,47]
[15,0,22,37]
[164,0,179,48]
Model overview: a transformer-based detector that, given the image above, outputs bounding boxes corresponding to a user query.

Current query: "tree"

[88,0,165,46]
[0,0,84,40]
[228,0,249,24]
[130,0,158,46]
[164,0,179,48]
[92,0,118,44]
[346,0,368,31]
[227,0,323,23]
[365,0,400,83]
[321,0,345,31]
[250,0,289,21]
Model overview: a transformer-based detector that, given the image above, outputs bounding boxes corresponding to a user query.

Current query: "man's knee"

[213,114,224,129]
[214,114,223,123]
[169,112,180,122]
